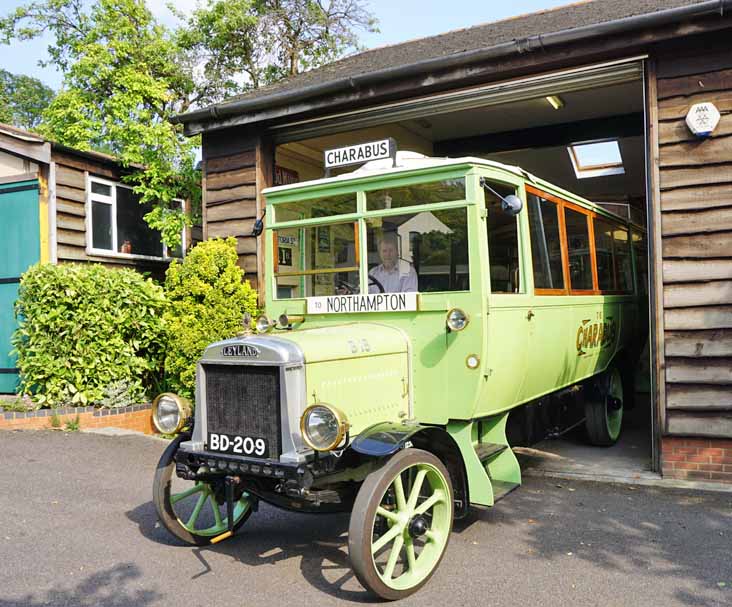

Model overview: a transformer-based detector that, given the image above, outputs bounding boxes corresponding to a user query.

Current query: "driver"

[369,232,418,293]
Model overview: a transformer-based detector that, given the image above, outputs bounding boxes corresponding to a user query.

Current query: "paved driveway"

[0,430,730,607]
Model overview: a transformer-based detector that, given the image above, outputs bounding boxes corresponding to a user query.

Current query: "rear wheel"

[348,449,453,600]
[585,366,624,446]
[153,436,253,545]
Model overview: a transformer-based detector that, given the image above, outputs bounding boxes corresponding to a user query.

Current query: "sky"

[0,0,573,90]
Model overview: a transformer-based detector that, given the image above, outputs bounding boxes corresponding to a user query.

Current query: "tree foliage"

[0,0,199,246]
[163,238,259,400]
[0,69,54,130]
[0,0,376,245]
[177,0,377,100]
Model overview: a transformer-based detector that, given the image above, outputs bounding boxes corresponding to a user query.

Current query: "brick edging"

[662,437,732,484]
[0,403,156,434]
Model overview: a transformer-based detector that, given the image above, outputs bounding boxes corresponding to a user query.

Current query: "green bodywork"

[261,160,641,506]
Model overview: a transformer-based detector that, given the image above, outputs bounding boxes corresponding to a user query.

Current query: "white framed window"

[567,140,625,179]
[87,176,185,261]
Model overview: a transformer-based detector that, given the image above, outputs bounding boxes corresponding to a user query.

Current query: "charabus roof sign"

[324,138,397,171]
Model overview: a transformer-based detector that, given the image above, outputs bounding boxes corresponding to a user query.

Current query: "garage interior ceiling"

[276,70,645,212]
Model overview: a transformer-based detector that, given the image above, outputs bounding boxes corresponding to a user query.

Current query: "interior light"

[546,95,565,110]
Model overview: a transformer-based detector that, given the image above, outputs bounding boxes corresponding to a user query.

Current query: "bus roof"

[262,151,526,195]
[263,151,641,228]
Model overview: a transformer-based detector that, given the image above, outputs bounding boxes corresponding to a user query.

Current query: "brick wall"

[0,404,156,434]
[662,437,732,483]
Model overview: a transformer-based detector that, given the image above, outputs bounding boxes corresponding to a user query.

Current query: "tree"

[0,70,55,130]
[0,0,199,246]
[0,0,376,245]
[177,0,378,102]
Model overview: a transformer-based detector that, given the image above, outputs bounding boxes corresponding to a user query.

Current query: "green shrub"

[12,263,167,408]
[163,237,258,400]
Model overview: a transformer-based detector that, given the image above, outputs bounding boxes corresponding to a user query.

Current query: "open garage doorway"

[271,58,656,480]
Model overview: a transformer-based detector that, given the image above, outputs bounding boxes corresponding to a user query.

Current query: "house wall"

[0,150,37,179]
[52,150,173,279]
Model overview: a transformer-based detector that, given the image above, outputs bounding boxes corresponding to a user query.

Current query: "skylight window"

[568,140,625,179]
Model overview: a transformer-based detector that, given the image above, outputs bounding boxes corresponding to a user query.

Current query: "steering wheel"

[369,275,385,293]
[336,279,359,294]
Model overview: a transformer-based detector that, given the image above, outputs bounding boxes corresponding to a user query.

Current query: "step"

[474,442,508,464]
[491,480,520,503]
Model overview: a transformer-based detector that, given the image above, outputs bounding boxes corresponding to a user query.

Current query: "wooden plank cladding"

[205,150,256,174]
[663,259,732,283]
[667,384,732,410]
[54,160,87,260]
[661,183,732,211]
[666,411,732,437]
[664,280,732,308]
[202,133,263,285]
[657,49,732,440]
[665,329,732,358]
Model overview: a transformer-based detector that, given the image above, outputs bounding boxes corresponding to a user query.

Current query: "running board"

[491,480,520,503]
[475,442,508,464]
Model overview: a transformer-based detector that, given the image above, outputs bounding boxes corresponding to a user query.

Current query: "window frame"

[86,175,185,262]
[567,139,625,180]
[526,185,632,296]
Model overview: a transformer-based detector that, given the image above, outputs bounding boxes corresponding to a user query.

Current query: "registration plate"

[208,432,269,458]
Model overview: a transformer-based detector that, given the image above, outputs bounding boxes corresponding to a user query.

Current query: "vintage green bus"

[152,151,646,600]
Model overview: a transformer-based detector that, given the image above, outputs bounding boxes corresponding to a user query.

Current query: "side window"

[564,207,593,291]
[527,194,564,290]
[632,229,647,295]
[594,218,617,291]
[485,185,521,293]
[614,227,632,292]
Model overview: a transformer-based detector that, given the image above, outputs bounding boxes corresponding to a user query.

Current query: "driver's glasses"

[274,222,359,299]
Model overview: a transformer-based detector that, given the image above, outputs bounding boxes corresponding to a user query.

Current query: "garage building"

[173,0,732,484]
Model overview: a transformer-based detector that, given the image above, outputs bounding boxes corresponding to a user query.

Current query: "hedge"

[12,263,167,408]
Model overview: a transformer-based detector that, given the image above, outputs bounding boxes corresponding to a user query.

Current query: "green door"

[0,179,40,393]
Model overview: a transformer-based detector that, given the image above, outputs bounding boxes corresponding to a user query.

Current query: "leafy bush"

[163,237,258,400]
[12,263,167,407]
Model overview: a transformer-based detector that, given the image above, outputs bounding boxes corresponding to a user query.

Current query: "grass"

[0,396,33,412]
[64,415,81,432]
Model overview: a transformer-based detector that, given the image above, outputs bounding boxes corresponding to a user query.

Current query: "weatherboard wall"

[202,128,264,291]
[655,42,732,440]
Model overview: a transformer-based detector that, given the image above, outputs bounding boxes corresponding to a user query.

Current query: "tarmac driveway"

[0,430,730,607]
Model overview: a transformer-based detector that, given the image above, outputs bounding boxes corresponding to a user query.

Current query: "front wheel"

[348,448,454,600]
[585,366,625,446]
[153,436,253,545]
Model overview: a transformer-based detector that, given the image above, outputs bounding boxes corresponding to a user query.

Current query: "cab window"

[366,178,466,211]
[274,193,357,222]
[274,222,359,298]
[366,207,469,293]
[485,183,521,294]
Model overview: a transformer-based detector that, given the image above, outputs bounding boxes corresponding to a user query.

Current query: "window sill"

[86,248,179,263]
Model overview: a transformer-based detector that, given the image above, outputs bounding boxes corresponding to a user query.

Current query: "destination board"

[307,292,417,314]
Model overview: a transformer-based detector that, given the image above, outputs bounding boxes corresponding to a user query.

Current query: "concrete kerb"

[523,467,732,494]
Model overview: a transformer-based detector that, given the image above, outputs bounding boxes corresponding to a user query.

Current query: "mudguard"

[350,421,428,457]
[350,421,470,519]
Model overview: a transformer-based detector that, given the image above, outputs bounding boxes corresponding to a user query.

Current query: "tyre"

[585,365,624,446]
[153,436,253,546]
[348,448,454,600]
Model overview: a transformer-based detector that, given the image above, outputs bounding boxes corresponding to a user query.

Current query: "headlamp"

[300,404,349,451]
[152,393,192,434]
[255,314,274,333]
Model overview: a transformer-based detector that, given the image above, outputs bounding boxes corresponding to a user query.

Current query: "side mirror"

[501,195,523,216]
